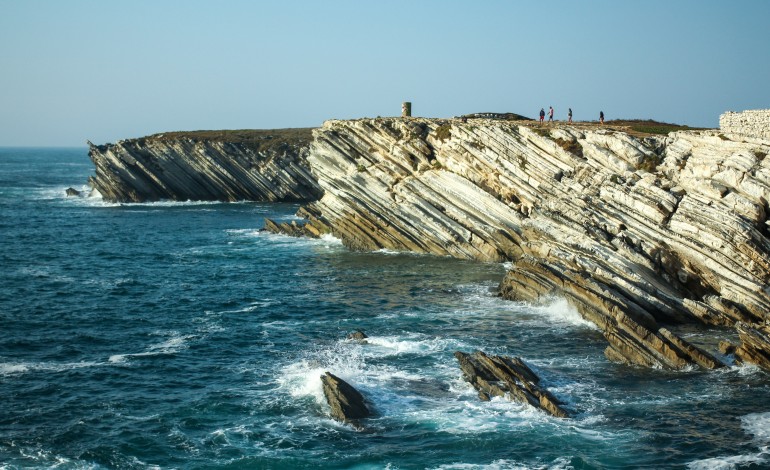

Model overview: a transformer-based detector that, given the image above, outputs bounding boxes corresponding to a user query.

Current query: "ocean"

[1,147,769,469]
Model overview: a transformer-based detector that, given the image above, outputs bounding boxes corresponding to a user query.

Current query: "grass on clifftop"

[143,128,314,153]
[606,119,708,135]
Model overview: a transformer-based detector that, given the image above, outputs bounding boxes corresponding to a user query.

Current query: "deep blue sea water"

[1,147,769,470]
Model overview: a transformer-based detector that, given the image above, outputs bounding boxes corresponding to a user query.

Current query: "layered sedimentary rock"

[88,129,321,203]
[269,116,770,370]
[320,372,370,426]
[455,351,568,418]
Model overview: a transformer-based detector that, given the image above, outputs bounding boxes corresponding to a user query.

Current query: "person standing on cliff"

[600,111,605,125]
[540,108,545,123]
[568,108,573,123]
[548,106,554,122]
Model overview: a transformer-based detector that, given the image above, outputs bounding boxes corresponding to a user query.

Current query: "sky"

[1,0,769,146]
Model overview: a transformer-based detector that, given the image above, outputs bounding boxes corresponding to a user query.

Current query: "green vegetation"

[555,138,583,158]
[435,124,452,142]
[718,134,730,141]
[606,120,708,136]
[357,164,366,172]
[145,128,314,154]
[532,127,551,138]
[638,154,663,173]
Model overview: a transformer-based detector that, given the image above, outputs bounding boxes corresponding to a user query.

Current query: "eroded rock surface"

[455,351,568,418]
[320,371,370,425]
[87,129,321,203]
[270,117,770,370]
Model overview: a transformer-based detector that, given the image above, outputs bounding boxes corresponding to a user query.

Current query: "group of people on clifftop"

[539,107,604,125]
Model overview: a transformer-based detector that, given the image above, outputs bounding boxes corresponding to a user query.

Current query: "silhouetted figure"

[540,108,545,123]
[548,106,554,122]
[568,108,573,123]
[600,111,605,125]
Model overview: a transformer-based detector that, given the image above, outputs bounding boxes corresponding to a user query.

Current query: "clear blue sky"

[1,0,769,146]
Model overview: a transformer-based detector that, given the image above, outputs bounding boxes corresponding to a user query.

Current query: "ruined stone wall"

[720,109,770,140]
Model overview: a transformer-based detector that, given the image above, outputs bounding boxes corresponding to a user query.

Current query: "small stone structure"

[720,109,770,140]
[402,101,412,117]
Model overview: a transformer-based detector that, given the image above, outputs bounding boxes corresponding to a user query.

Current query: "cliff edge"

[88,128,321,203]
[270,114,770,371]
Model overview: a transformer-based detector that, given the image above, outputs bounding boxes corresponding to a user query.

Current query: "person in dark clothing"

[600,111,605,125]
[568,108,573,123]
[540,108,545,123]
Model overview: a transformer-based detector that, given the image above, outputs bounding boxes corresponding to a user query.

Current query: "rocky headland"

[86,110,770,373]
[88,128,321,203]
[266,112,770,372]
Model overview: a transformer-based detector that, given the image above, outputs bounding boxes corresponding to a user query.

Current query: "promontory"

[87,110,770,372]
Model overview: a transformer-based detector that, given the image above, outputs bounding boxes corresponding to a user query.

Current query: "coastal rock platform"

[268,116,770,371]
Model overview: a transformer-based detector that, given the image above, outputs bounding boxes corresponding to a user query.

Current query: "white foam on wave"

[742,411,770,443]
[686,412,770,469]
[433,456,574,470]
[108,333,194,364]
[363,334,468,358]
[0,360,101,376]
[528,297,598,330]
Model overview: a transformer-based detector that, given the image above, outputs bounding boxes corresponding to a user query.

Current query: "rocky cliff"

[88,129,321,203]
[270,117,770,371]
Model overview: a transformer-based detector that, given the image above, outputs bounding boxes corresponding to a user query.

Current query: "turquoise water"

[1,147,769,469]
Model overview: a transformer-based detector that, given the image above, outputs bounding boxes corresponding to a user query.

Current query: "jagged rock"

[65,187,81,197]
[734,322,770,370]
[320,372,370,425]
[719,340,737,355]
[347,330,368,341]
[454,351,568,418]
[87,129,322,203]
[288,117,770,370]
[263,218,319,238]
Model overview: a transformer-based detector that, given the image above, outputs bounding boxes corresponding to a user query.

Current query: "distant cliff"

[268,116,770,371]
[88,128,321,203]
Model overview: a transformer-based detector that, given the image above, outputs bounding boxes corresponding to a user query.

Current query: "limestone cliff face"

[285,117,770,370]
[88,129,322,203]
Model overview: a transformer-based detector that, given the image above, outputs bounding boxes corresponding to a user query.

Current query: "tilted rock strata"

[320,371,370,425]
[88,129,321,203]
[454,351,568,418]
[735,322,770,369]
[274,117,770,370]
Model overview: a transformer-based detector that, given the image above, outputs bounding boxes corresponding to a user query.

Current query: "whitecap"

[107,333,194,364]
[742,411,770,444]
[687,450,769,470]
[362,334,467,357]
[0,360,101,375]
[528,297,599,330]
[686,412,770,469]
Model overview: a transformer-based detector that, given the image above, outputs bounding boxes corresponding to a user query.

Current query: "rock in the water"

[735,322,770,370]
[347,330,368,341]
[719,340,737,355]
[454,351,569,418]
[65,187,81,197]
[320,372,370,425]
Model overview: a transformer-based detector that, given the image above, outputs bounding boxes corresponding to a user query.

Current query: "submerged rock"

[65,187,81,197]
[454,351,569,418]
[320,372,370,425]
[347,330,368,342]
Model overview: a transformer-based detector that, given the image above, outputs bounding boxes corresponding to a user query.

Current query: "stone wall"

[720,109,770,140]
